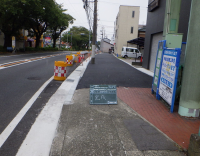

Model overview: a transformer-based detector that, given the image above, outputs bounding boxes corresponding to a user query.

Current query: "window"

[126,48,134,52]
[131,27,133,34]
[122,48,124,51]
[135,49,139,53]
[132,11,135,18]
[130,48,134,52]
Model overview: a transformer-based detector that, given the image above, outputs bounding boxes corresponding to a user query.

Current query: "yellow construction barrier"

[66,55,73,66]
[74,54,78,63]
[54,61,67,81]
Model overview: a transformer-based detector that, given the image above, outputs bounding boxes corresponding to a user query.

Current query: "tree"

[24,0,57,48]
[0,0,27,48]
[49,3,74,48]
[62,26,91,50]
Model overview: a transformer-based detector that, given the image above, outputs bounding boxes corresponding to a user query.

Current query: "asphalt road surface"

[0,51,79,155]
[77,53,153,89]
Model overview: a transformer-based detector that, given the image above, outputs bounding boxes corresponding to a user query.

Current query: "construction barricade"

[74,54,78,63]
[54,61,67,81]
[66,55,73,66]
[81,54,85,60]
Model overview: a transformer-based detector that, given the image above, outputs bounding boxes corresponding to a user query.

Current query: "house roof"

[127,37,145,46]
[102,40,114,46]
[138,27,146,32]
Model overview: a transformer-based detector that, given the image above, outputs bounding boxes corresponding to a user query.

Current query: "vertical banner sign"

[12,36,15,49]
[152,40,166,99]
[90,85,117,105]
[158,48,181,112]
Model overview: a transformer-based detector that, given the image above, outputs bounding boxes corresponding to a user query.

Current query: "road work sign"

[90,85,117,105]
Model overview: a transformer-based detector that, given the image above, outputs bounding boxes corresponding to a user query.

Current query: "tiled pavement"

[117,87,200,150]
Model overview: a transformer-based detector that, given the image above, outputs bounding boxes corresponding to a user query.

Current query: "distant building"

[114,5,140,55]
[100,38,113,53]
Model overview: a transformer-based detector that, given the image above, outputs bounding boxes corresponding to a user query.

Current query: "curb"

[113,54,153,77]
[16,56,91,156]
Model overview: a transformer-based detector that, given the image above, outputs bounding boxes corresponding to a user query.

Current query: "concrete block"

[188,134,200,156]
[132,62,142,66]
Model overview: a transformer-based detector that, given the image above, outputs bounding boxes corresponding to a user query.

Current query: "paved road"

[77,53,153,89]
[0,51,77,64]
[0,51,80,156]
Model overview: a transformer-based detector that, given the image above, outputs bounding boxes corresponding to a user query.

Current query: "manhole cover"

[27,77,41,80]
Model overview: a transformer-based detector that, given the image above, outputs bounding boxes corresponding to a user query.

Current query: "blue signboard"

[152,40,166,99]
[158,48,181,112]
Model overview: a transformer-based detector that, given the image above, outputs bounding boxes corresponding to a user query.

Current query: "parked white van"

[121,47,142,58]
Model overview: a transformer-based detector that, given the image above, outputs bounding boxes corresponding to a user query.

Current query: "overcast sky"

[55,0,148,41]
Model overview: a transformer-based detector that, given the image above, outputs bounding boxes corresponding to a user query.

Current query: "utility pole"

[178,0,200,117]
[91,0,97,64]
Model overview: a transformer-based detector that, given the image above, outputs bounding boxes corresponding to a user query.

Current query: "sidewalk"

[116,56,200,150]
[49,53,198,156]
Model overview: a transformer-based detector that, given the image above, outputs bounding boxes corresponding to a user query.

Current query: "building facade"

[143,0,191,72]
[100,38,113,53]
[114,5,140,56]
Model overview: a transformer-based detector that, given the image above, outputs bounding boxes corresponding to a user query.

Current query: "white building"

[100,38,113,53]
[114,5,140,55]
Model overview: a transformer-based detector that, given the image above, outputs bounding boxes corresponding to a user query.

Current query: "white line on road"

[0,53,68,70]
[16,56,90,156]
[0,76,54,148]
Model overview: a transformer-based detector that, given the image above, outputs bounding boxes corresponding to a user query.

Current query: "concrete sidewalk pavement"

[49,53,190,156]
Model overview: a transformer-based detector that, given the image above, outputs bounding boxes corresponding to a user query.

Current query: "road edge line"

[0,76,54,148]
[16,56,91,156]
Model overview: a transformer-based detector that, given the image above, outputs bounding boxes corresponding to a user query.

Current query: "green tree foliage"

[62,26,92,50]
[0,0,74,49]
[49,3,75,48]
[24,0,57,48]
[0,0,27,47]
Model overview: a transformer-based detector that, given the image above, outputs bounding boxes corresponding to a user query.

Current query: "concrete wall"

[178,0,192,42]
[142,0,166,69]
[114,6,139,56]
[100,40,113,52]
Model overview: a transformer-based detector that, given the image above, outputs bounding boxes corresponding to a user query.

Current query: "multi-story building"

[114,5,140,56]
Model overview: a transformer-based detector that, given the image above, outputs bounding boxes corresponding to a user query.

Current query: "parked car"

[121,46,142,58]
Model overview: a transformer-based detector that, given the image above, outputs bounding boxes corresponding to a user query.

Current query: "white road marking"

[0,76,54,148]
[0,53,67,70]
[0,67,6,70]
[16,56,90,156]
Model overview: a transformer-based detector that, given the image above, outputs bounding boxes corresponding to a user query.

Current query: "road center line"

[0,76,54,148]
[0,53,67,69]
